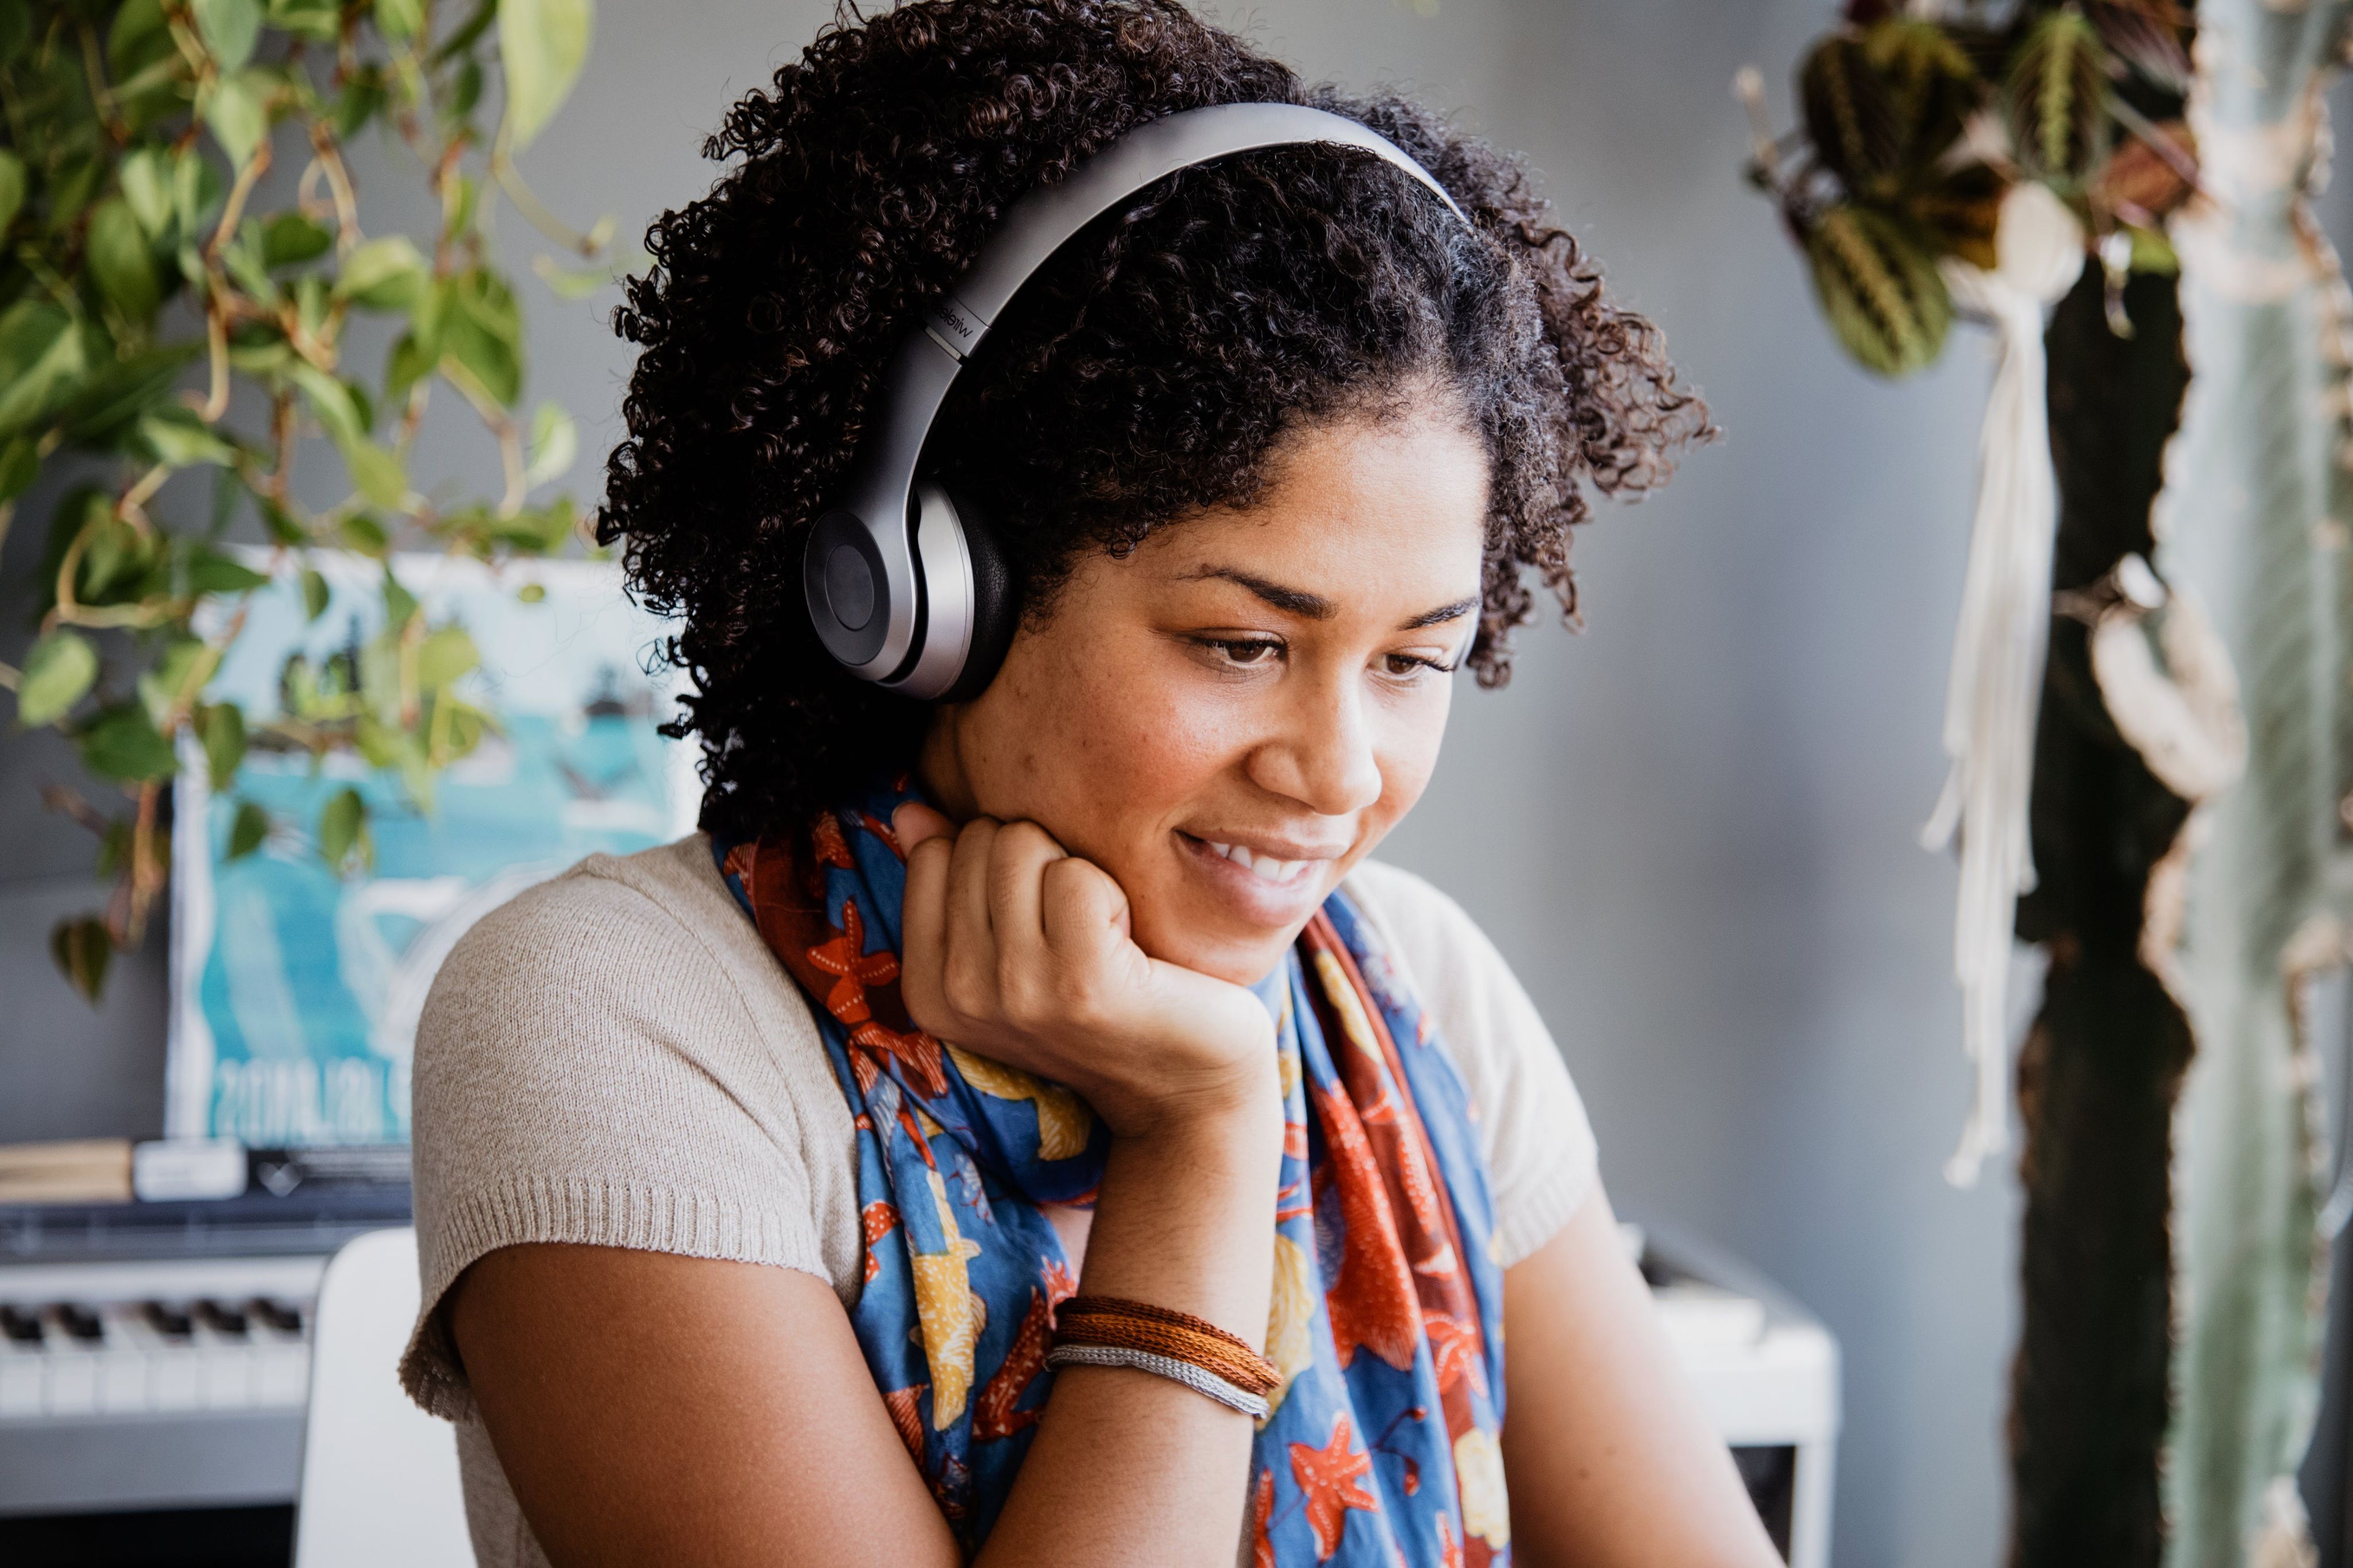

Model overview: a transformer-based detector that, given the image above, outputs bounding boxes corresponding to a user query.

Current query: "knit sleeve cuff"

[1488,1142,1599,1272]
[399,1173,831,1422]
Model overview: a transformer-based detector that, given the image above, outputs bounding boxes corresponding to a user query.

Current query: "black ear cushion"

[937,488,1019,704]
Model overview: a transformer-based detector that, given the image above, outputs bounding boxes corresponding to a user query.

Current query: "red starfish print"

[851,1018,948,1098]
[1289,1412,1379,1561]
[882,1384,927,1463]
[974,1285,1055,1442]
[1251,1467,1277,1568]
[861,1201,898,1286]
[807,901,897,1026]
[1422,1310,1488,1398]
[1437,1515,1464,1568]
[813,812,854,870]
[1316,1083,1422,1372]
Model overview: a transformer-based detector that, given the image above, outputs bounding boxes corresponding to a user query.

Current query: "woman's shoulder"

[415,832,836,1130]
[403,835,865,1419]
[435,835,751,992]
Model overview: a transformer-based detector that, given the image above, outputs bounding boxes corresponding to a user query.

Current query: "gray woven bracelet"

[1045,1342,1272,1420]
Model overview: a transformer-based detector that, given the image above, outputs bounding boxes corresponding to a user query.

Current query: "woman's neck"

[914,709,980,824]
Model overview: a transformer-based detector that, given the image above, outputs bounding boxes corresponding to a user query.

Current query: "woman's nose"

[1245,675,1384,817]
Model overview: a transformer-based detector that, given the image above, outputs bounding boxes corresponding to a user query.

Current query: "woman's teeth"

[1203,840,1307,883]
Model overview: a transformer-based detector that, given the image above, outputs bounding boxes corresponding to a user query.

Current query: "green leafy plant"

[1741,0,2197,375]
[0,0,611,1001]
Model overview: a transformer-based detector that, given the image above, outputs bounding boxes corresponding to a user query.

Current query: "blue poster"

[167,552,698,1146]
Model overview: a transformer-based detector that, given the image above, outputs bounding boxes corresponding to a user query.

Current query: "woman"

[399,1,1776,1563]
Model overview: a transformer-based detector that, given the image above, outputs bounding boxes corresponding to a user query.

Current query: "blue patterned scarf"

[715,783,1510,1565]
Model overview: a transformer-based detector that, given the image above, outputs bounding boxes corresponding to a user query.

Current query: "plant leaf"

[0,301,92,438]
[318,785,370,871]
[137,638,221,727]
[344,440,408,509]
[194,0,263,71]
[375,0,425,41]
[1802,203,1953,377]
[0,149,25,237]
[1802,34,1902,192]
[203,70,271,169]
[79,704,179,782]
[202,701,246,790]
[14,630,98,727]
[259,211,333,269]
[525,400,576,486]
[334,235,429,310]
[302,566,331,620]
[118,148,173,239]
[415,625,479,693]
[51,917,112,1005]
[2007,7,2112,188]
[227,799,270,859]
[499,0,595,151]
[187,544,271,594]
[135,406,237,467]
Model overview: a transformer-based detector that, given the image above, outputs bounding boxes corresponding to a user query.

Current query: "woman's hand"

[893,802,1278,1140]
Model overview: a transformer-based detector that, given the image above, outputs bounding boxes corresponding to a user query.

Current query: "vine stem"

[307,121,364,254]
[438,356,526,513]
[199,300,229,421]
[491,133,610,258]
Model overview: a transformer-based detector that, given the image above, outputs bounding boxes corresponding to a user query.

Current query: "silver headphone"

[801,102,1469,702]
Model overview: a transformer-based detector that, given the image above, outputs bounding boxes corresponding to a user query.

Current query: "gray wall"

[0,2,2078,1562]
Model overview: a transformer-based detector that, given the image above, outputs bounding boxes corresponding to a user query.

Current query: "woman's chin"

[1132,903,1316,988]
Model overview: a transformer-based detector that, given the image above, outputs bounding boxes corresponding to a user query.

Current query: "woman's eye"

[1214,639,1283,666]
[1382,652,1451,678]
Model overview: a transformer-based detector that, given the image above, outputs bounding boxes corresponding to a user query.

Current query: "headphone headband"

[806,103,1470,700]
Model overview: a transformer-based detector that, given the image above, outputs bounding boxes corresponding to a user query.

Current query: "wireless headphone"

[801,102,1471,702]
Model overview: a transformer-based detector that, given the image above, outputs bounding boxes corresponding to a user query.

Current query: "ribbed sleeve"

[397,838,859,1423]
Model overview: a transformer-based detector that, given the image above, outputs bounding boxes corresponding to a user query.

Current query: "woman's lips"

[1175,831,1340,925]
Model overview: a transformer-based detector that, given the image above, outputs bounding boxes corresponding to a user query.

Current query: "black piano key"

[55,1302,105,1342]
[248,1297,302,1335]
[143,1301,194,1339]
[0,1304,41,1345]
[194,1300,248,1337]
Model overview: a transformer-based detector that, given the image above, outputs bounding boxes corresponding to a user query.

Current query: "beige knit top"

[399,835,1596,1568]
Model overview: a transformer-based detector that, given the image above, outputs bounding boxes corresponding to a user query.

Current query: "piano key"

[0,1332,40,1417]
[0,1305,41,1345]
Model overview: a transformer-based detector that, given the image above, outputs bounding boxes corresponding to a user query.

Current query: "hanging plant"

[1743,0,2197,378]
[0,0,612,1002]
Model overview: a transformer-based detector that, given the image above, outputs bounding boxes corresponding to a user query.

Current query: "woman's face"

[919,405,1491,984]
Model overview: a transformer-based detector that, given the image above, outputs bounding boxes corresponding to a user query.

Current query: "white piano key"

[192,1324,255,1410]
[0,1340,41,1418]
[254,1342,308,1407]
[44,1350,99,1416]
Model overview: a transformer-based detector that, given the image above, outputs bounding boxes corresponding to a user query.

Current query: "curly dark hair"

[599,0,1710,842]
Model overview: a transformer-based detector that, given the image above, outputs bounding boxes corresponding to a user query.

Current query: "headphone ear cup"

[937,488,1017,704]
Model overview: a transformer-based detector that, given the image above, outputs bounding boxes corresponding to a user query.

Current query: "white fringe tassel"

[1924,184,2087,1188]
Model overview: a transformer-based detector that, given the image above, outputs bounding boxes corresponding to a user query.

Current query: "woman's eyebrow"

[1181,567,1479,631]
[1403,596,1480,629]
[1180,566,1335,619]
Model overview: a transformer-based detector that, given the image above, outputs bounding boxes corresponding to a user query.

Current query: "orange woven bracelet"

[1054,1295,1280,1396]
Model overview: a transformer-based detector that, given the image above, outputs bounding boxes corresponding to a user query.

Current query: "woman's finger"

[1039,854,1132,968]
[891,800,955,858]
[940,817,1002,1015]
[898,831,955,1033]
[987,821,1066,968]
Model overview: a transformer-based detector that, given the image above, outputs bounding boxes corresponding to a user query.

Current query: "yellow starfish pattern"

[946,1042,1096,1160]
[1453,1426,1512,1548]
[1312,951,1383,1061]
[908,1154,987,1429]
[1262,1231,1317,1422]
